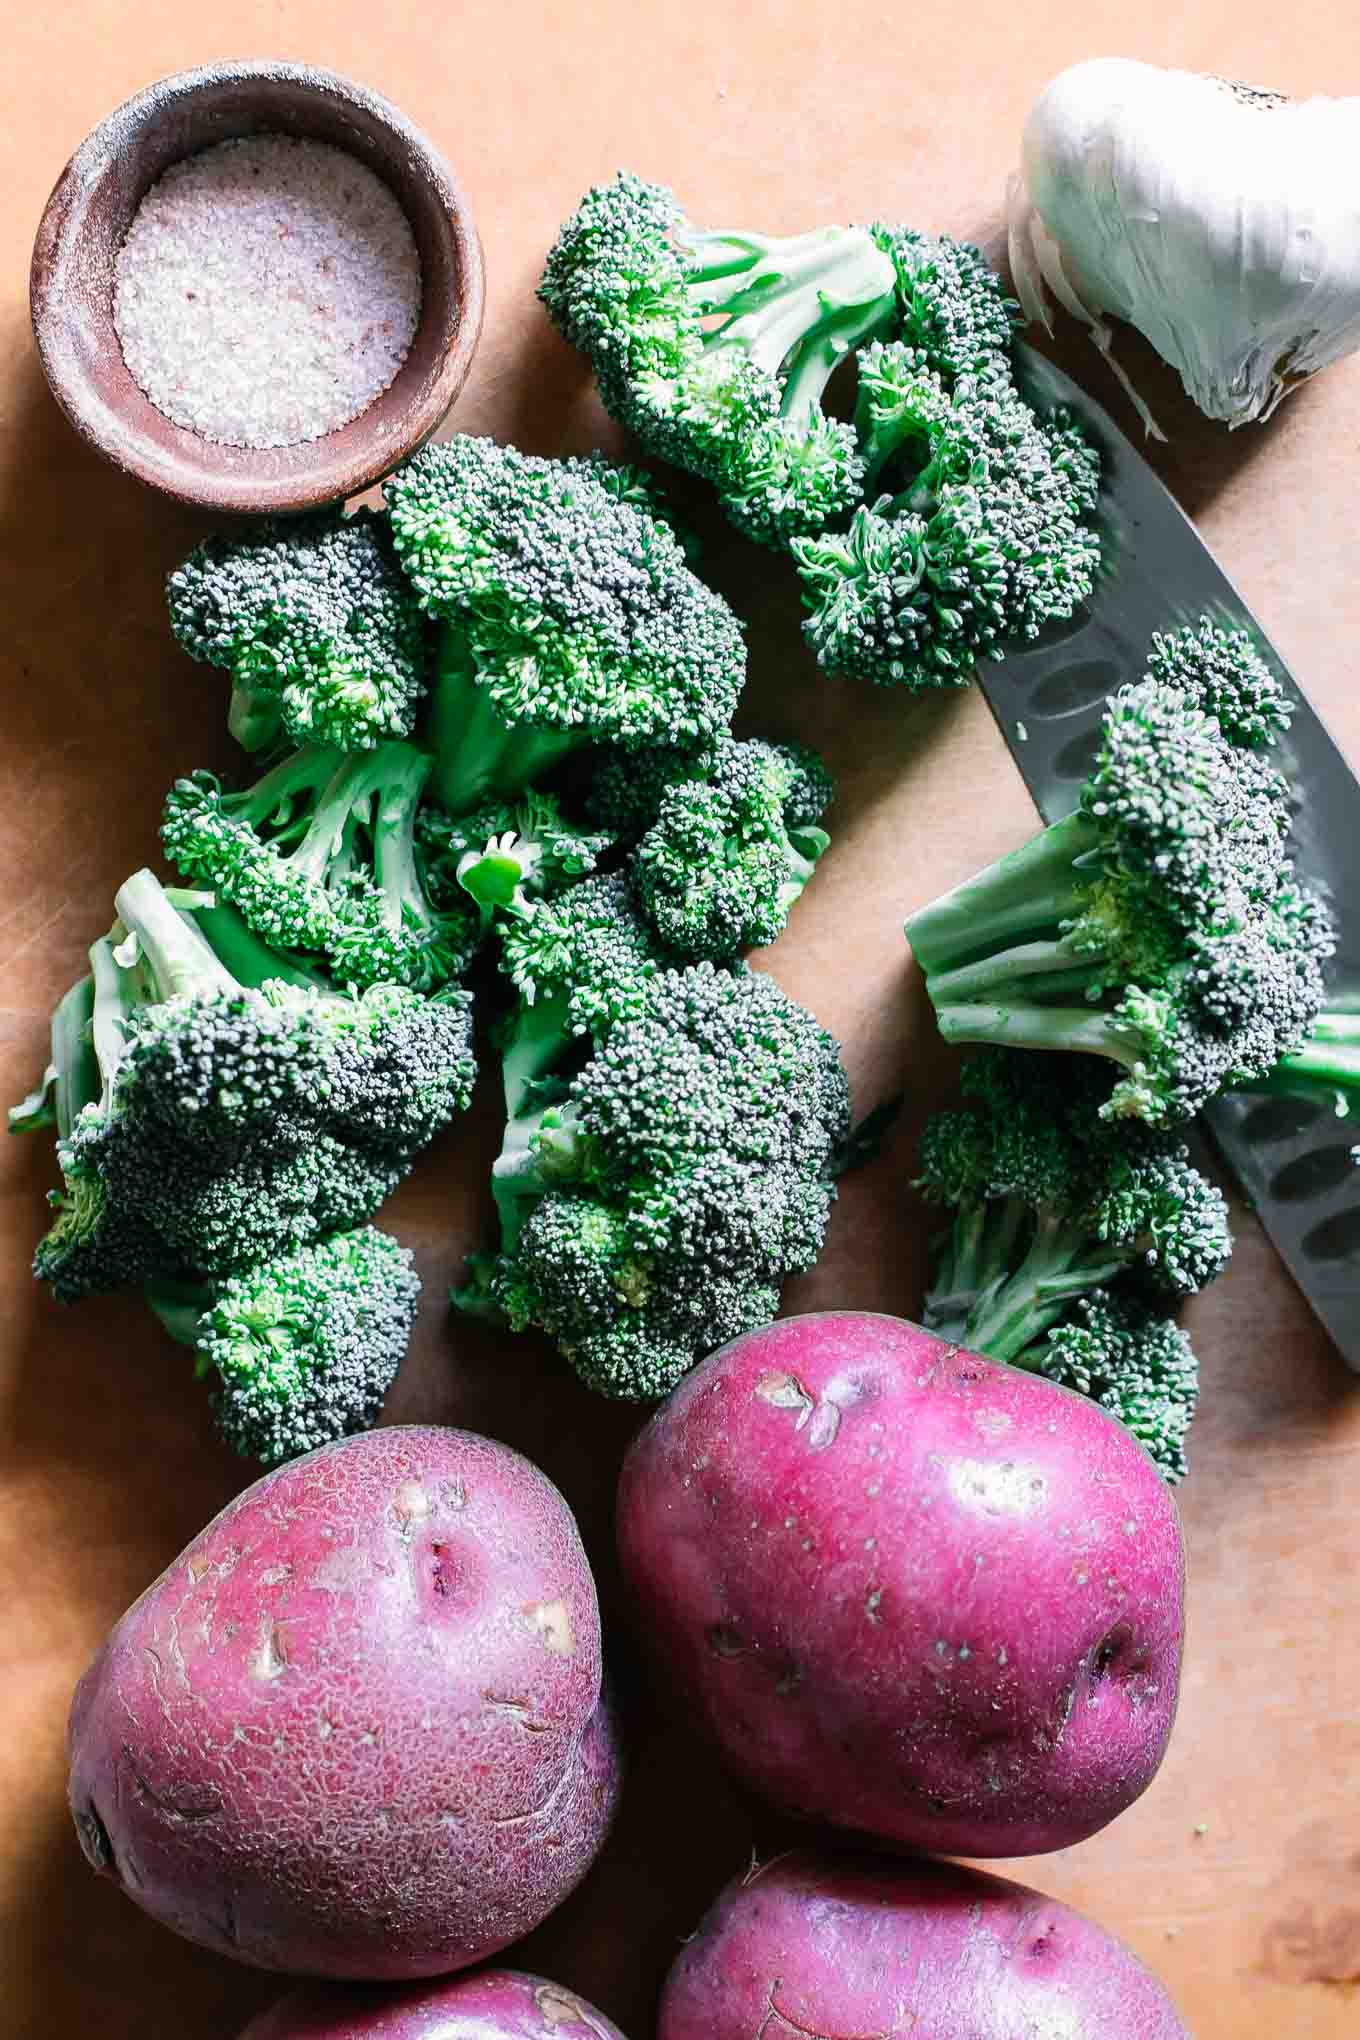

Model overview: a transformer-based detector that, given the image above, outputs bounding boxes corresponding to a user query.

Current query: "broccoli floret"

[793,349,1100,689]
[539,173,901,547]
[161,742,477,993]
[167,509,427,753]
[1024,1289,1199,1484]
[633,736,833,959]
[147,1226,419,1468]
[384,437,745,811]
[417,789,612,931]
[870,224,1020,384]
[917,1049,1231,1364]
[905,625,1333,1124]
[461,961,851,1400]
[12,872,475,1300]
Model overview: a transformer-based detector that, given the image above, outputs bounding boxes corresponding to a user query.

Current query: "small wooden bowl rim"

[30,59,485,515]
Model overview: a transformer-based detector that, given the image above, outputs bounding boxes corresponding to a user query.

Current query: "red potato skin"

[657,1852,1188,2038]
[617,1313,1184,1857]
[67,1426,622,1980]
[238,1968,629,2038]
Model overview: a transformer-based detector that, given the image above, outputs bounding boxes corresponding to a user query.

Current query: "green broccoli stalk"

[166,508,427,753]
[416,789,613,933]
[11,871,475,1301]
[161,741,477,993]
[147,1226,420,1468]
[793,347,1100,689]
[1250,1002,1360,1115]
[632,736,833,959]
[917,1049,1230,1365]
[384,438,746,812]
[1023,1289,1200,1484]
[461,961,852,1401]
[905,621,1333,1124]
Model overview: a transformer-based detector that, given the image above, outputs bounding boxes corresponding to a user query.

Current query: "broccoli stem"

[9,975,100,1138]
[925,939,1108,1008]
[368,743,437,935]
[227,681,284,754]
[498,990,574,1125]
[145,1278,214,1369]
[924,1198,1030,1344]
[933,1000,1152,1078]
[1260,1007,1360,1105]
[683,227,898,420]
[427,627,582,812]
[228,745,349,837]
[958,1210,1128,1364]
[906,811,1102,975]
[490,1100,583,1249]
[114,870,240,1004]
[187,901,327,992]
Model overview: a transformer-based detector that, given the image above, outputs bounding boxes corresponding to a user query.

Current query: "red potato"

[67,1426,622,1979]
[657,1852,1187,2038]
[239,1969,628,2038]
[617,1312,1184,1858]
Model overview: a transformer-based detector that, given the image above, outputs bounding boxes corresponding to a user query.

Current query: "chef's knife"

[974,345,1360,1366]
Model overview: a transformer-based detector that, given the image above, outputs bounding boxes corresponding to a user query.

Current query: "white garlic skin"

[1009,57,1360,430]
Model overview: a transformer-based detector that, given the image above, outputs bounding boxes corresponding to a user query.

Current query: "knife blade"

[974,344,1360,1366]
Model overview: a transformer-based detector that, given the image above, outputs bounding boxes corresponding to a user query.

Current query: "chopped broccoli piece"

[905,624,1332,1123]
[166,509,427,753]
[147,1226,419,1468]
[460,961,851,1400]
[12,871,475,1300]
[384,437,745,811]
[916,1049,1231,1363]
[417,789,612,931]
[1024,1288,1199,1484]
[793,350,1100,688]
[633,736,832,959]
[539,172,901,547]
[161,742,477,993]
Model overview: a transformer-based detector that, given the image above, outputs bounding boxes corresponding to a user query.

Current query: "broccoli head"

[917,1048,1231,1363]
[1026,1288,1200,1484]
[462,961,851,1401]
[147,1226,420,1468]
[793,349,1100,689]
[905,623,1333,1123]
[161,742,477,994]
[632,736,833,959]
[384,437,746,811]
[166,509,427,753]
[12,871,475,1301]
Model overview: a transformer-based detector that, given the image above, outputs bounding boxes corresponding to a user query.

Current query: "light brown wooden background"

[2,5,1358,2035]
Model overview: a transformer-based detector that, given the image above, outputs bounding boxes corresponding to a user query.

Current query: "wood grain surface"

[2,7,1358,2036]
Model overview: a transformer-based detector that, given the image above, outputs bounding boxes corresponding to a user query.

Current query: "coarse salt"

[113,134,422,449]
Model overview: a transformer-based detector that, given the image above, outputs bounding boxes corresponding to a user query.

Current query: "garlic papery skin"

[1008,57,1360,436]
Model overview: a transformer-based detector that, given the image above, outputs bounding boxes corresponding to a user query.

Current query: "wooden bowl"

[29,60,485,515]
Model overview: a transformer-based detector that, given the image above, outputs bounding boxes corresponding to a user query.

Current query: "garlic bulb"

[1008,58,1360,436]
